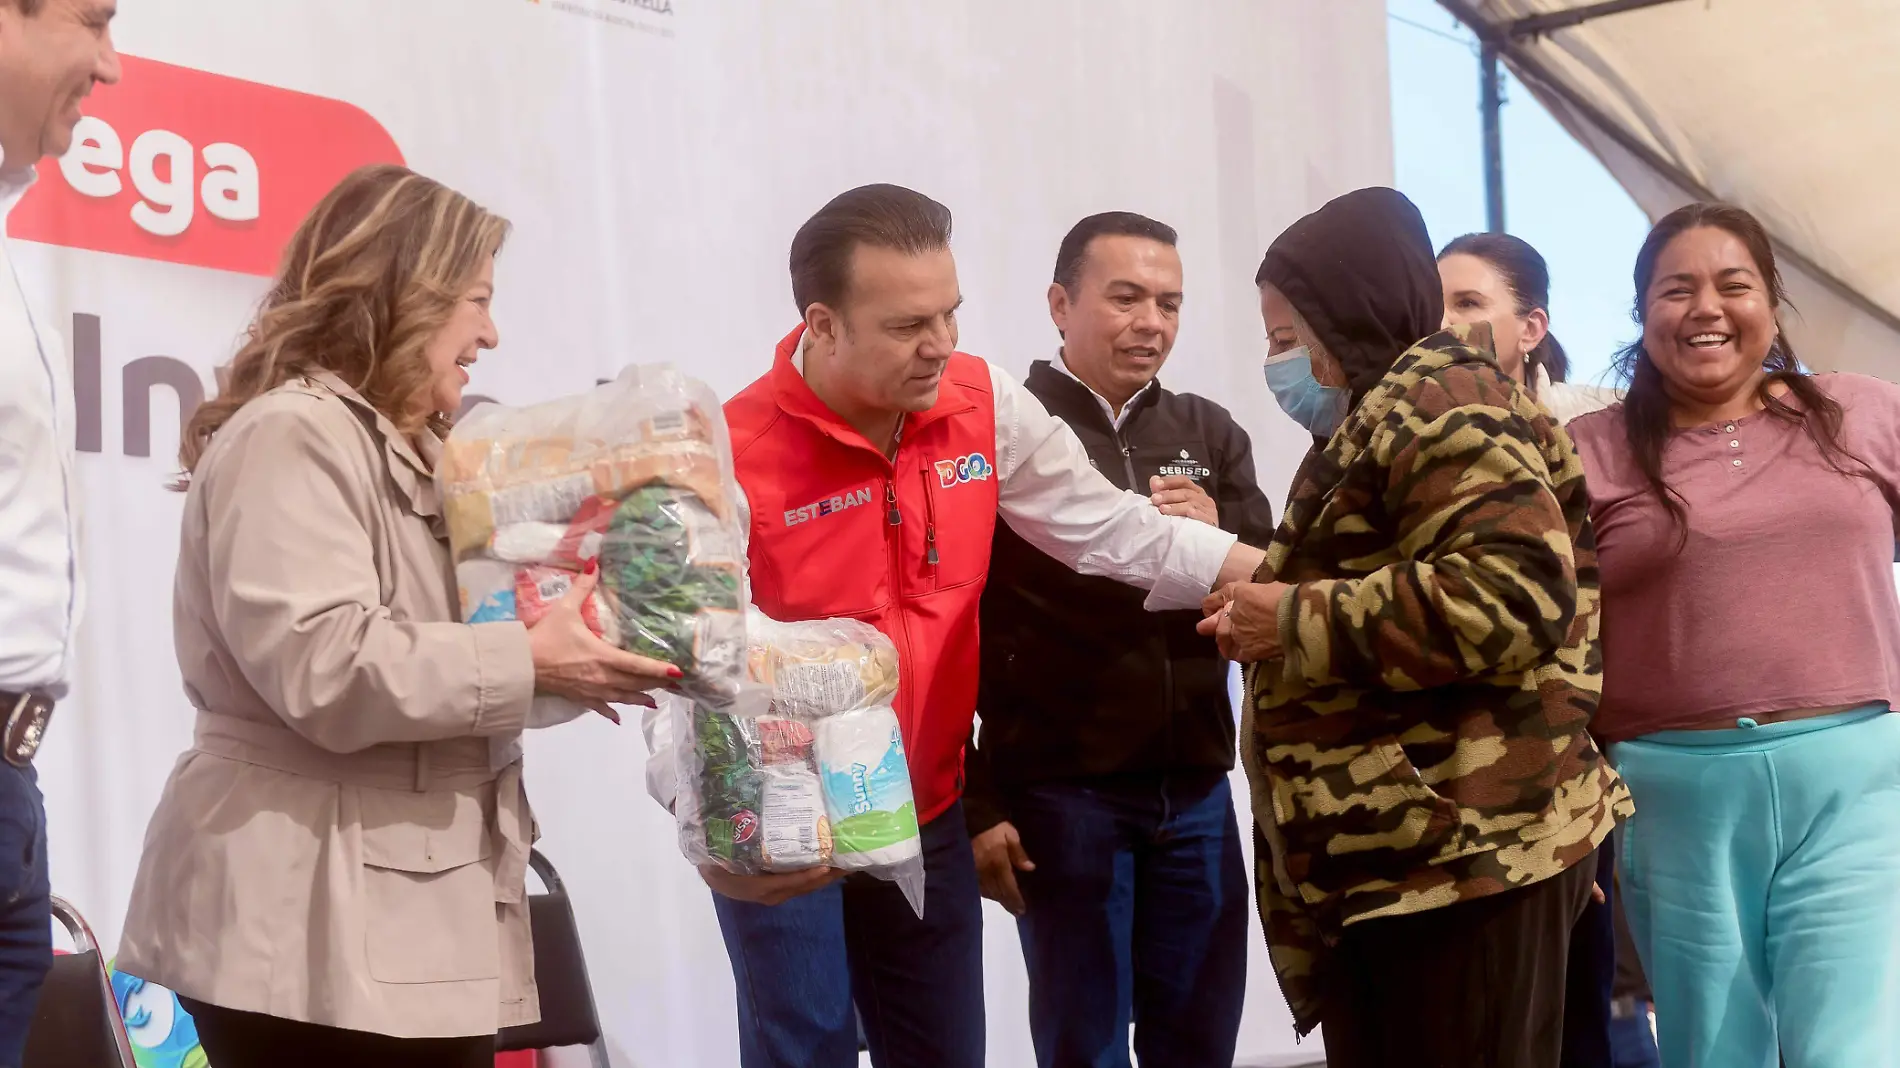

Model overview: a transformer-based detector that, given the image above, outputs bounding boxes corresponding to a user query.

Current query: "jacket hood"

[1257,187,1443,404]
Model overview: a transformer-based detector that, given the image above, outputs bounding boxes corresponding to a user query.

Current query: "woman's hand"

[1197,581,1291,663]
[526,563,680,721]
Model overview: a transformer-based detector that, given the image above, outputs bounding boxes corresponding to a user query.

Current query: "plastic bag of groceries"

[437,365,750,730]
[675,610,926,916]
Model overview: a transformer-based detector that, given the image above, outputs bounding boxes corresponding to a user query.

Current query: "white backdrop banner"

[17,2,1393,1064]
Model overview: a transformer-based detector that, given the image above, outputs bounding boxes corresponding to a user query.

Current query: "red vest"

[725,326,1000,824]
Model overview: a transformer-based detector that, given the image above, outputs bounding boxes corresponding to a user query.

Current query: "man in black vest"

[965,212,1276,1067]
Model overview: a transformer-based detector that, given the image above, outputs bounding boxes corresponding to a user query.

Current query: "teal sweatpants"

[1612,705,1900,1068]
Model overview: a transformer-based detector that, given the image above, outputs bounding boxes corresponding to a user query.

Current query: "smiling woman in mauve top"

[1567,203,1900,1068]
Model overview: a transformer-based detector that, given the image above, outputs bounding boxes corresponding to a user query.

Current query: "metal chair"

[21,895,138,1068]
[496,849,611,1068]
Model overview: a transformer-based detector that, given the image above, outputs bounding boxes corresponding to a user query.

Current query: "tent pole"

[1508,0,1694,39]
[1439,0,1900,336]
[1481,42,1504,232]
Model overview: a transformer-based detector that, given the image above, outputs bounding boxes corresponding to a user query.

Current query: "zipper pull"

[926,524,939,566]
[886,480,902,526]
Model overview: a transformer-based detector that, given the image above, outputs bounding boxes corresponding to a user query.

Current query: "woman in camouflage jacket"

[1202,187,1632,1067]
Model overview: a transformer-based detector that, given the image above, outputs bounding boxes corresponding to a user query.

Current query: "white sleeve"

[988,361,1236,610]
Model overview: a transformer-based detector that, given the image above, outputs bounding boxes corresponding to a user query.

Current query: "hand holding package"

[675,610,925,916]
[435,364,750,739]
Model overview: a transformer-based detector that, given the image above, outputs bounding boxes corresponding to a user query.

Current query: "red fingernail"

[668,666,685,679]
[584,559,599,576]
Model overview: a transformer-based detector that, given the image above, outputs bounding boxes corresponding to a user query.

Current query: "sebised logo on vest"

[934,452,993,489]
[784,483,877,527]
[1159,448,1211,481]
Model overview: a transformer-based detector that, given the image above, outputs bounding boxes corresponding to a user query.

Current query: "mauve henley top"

[1568,373,1900,741]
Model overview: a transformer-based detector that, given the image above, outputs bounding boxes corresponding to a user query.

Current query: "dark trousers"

[1562,840,1619,1067]
[1010,774,1248,1068]
[0,763,51,1068]
[178,998,494,1068]
[1321,851,1599,1068]
[712,801,985,1068]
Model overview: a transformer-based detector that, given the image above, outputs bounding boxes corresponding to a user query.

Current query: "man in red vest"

[649,184,1263,1068]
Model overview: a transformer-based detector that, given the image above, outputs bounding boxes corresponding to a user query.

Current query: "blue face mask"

[1263,347,1350,438]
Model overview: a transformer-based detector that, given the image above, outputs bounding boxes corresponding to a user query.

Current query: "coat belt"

[191,710,533,905]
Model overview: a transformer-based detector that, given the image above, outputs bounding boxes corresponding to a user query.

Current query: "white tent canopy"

[1441,0,1900,379]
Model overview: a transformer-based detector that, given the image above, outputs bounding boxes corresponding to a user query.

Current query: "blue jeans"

[712,801,985,1068]
[1610,1010,1662,1068]
[1009,774,1248,1068]
[1614,706,1900,1068]
[0,763,52,1068]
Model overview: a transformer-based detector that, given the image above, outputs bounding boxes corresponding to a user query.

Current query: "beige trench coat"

[117,372,541,1038]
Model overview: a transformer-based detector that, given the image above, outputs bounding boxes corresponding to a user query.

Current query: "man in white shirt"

[0,1,121,1060]
[648,184,1265,1068]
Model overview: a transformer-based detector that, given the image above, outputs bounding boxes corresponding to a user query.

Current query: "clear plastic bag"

[438,365,751,728]
[675,610,925,916]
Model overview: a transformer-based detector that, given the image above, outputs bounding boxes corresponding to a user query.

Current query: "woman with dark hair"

[1213,187,1630,1067]
[1567,203,1900,1068]
[1439,231,1620,424]
[1440,230,1651,1068]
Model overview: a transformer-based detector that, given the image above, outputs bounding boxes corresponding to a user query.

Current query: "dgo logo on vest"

[934,452,993,489]
[11,55,403,276]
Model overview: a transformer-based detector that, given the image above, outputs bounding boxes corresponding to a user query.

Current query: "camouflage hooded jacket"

[1243,323,1633,1034]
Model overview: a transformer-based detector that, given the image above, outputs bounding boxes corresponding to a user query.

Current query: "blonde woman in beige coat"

[116,165,678,1068]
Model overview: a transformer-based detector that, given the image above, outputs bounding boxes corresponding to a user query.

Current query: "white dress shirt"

[0,151,82,698]
[1050,347,1155,432]
[640,346,1237,808]
[986,356,1232,611]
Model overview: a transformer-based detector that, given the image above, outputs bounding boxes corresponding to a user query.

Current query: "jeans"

[1610,1009,1662,1068]
[0,762,51,1068]
[1009,774,1247,1068]
[1615,705,1900,1068]
[712,801,985,1068]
